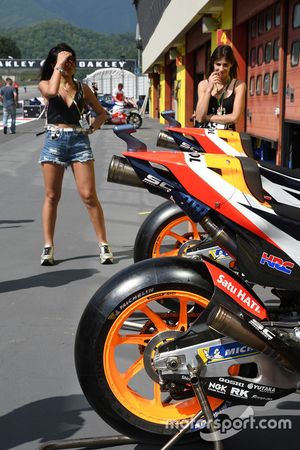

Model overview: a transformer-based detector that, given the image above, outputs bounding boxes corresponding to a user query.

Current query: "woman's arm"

[195,79,213,123]
[39,51,73,99]
[83,84,108,131]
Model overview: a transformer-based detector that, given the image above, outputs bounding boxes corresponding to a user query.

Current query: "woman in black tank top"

[195,45,246,130]
[38,43,113,265]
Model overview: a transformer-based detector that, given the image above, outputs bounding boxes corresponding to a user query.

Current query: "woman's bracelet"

[55,66,65,74]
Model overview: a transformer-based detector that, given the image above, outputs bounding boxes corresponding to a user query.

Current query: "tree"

[0,36,22,58]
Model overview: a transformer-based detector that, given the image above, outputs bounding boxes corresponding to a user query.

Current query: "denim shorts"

[39,129,94,168]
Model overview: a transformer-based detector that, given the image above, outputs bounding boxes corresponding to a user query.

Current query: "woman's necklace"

[215,78,231,115]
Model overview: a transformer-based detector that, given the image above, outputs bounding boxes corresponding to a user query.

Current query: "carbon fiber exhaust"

[207,305,293,370]
[156,130,180,150]
[200,216,237,257]
[207,306,267,352]
[107,155,145,188]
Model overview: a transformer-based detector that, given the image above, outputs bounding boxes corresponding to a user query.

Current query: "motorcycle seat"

[259,161,300,190]
[239,132,254,158]
[237,157,265,202]
[272,202,300,222]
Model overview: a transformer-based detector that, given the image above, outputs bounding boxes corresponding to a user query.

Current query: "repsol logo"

[260,252,294,275]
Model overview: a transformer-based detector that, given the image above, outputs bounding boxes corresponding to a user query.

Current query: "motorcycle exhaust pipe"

[207,306,268,352]
[107,155,145,189]
[207,305,292,369]
[156,130,180,150]
[200,216,237,257]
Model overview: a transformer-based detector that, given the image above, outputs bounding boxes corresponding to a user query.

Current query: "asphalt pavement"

[0,114,300,450]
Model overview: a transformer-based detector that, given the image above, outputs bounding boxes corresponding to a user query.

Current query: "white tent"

[84,67,149,100]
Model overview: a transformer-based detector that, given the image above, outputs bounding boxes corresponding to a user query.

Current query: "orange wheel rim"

[152,217,204,258]
[103,290,223,424]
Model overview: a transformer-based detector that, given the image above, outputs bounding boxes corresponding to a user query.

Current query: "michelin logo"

[199,342,257,364]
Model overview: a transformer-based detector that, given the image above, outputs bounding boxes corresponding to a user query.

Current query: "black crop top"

[207,79,237,116]
[47,81,85,125]
[197,79,238,130]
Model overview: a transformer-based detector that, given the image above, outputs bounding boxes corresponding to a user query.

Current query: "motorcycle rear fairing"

[125,151,300,286]
[165,126,252,157]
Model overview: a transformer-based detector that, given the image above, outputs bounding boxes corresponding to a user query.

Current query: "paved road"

[0,117,299,450]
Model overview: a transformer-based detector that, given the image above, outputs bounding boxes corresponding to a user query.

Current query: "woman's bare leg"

[41,163,64,245]
[72,161,108,244]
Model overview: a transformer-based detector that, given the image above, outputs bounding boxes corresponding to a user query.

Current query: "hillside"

[0,0,136,33]
[1,21,137,59]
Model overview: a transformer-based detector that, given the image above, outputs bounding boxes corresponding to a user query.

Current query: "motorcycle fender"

[202,256,268,320]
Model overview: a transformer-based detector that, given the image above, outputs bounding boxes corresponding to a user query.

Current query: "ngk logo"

[260,252,294,275]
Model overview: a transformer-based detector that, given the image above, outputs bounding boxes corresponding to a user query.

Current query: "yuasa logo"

[260,252,294,275]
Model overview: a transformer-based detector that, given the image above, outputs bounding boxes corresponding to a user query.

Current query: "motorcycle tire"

[134,200,208,262]
[127,112,143,128]
[75,257,221,445]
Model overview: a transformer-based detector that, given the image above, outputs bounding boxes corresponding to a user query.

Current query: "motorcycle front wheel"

[134,200,208,262]
[75,257,222,445]
[127,112,143,128]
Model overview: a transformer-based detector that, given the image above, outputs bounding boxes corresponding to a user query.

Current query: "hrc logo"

[260,252,294,275]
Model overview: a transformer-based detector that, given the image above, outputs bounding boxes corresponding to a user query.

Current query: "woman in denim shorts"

[39,42,113,265]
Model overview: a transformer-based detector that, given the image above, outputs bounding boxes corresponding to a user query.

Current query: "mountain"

[1,21,137,59]
[0,0,137,33]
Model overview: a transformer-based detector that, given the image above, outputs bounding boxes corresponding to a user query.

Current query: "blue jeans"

[3,104,16,132]
[39,129,94,168]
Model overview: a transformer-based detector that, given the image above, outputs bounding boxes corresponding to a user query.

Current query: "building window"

[273,38,279,61]
[274,2,280,27]
[256,75,262,95]
[272,71,278,94]
[291,41,300,66]
[265,9,272,31]
[250,18,257,38]
[258,14,264,35]
[250,47,256,67]
[293,2,300,28]
[258,45,264,65]
[265,41,272,63]
[249,76,255,96]
[263,73,270,94]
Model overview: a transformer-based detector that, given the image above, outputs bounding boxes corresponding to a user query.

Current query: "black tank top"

[207,79,237,116]
[47,81,85,125]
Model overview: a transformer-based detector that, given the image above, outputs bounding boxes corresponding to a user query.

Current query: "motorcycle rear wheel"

[75,257,222,445]
[134,200,207,262]
[127,112,143,128]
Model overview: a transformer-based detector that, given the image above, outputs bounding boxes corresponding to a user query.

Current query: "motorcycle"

[75,124,300,446]
[100,95,143,129]
[133,112,298,264]
[133,110,254,262]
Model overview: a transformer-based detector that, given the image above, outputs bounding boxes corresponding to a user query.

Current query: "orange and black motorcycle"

[75,126,300,446]
[134,110,254,263]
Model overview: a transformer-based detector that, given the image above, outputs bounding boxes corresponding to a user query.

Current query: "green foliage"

[0,36,21,58]
[1,20,137,59]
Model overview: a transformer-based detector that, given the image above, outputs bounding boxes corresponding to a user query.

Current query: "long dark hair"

[40,42,76,80]
[206,45,238,79]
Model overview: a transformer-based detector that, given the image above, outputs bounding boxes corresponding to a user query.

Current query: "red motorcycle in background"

[99,95,143,128]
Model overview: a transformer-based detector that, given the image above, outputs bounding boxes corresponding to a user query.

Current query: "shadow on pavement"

[57,248,133,265]
[0,269,98,293]
[0,394,91,449]
[0,219,34,229]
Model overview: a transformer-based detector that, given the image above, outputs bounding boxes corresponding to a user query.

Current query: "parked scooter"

[75,124,300,447]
